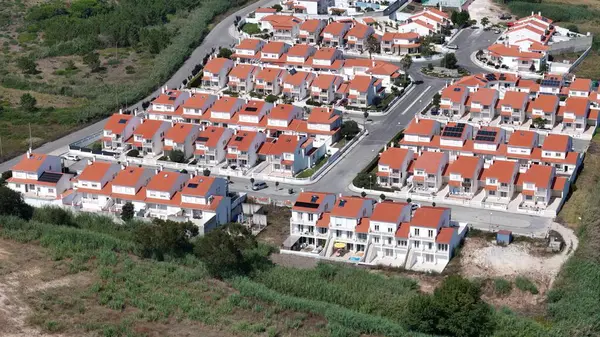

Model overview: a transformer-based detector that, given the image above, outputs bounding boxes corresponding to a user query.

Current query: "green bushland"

[506,1,599,22]
[493,278,512,296]
[515,276,539,295]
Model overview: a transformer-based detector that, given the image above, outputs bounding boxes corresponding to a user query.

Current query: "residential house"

[232,39,265,63]
[321,21,351,48]
[237,100,273,131]
[499,91,529,125]
[559,97,590,132]
[517,164,555,208]
[202,58,234,90]
[260,15,303,42]
[344,23,374,53]
[283,71,316,100]
[399,117,441,152]
[143,170,189,219]
[568,78,592,97]
[259,134,316,175]
[398,19,435,37]
[298,19,326,44]
[377,147,413,188]
[147,89,191,121]
[163,123,200,160]
[487,44,546,73]
[7,152,72,201]
[304,106,343,145]
[528,94,558,128]
[440,85,469,117]
[286,43,317,68]
[181,93,218,124]
[468,88,498,122]
[310,74,344,104]
[253,7,278,21]
[380,32,421,55]
[267,103,303,131]
[480,160,519,205]
[178,175,233,230]
[208,96,244,127]
[225,131,267,167]
[408,8,450,33]
[254,67,287,96]
[328,196,375,258]
[470,126,507,164]
[347,75,377,108]
[110,166,154,214]
[130,119,170,156]
[506,130,539,171]
[539,74,565,95]
[260,41,290,63]
[540,134,579,176]
[74,161,121,211]
[439,122,473,161]
[309,47,344,72]
[445,156,483,198]
[194,126,234,166]
[289,191,337,249]
[411,151,449,193]
[227,64,259,94]
[368,201,412,265]
[102,113,141,152]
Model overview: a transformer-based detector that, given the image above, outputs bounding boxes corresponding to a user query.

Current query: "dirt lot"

[255,204,292,247]
[468,0,508,24]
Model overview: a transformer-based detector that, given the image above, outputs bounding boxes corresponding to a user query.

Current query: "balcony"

[498,184,510,192]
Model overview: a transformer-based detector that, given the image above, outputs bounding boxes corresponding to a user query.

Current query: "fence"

[548,35,593,55]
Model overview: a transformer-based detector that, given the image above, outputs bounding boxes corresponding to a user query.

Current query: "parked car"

[252,181,267,191]
[63,154,80,161]
[493,29,502,34]
[446,44,458,50]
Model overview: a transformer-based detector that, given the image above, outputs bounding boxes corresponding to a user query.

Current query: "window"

[336,230,341,237]
[48,188,54,193]
[387,238,392,245]
[413,241,420,248]
[489,190,496,196]
[428,230,433,238]
[375,225,379,231]
[414,228,420,236]
[374,237,380,243]
[398,240,407,246]
[308,213,314,221]
[438,244,448,251]
[387,228,393,233]
[428,242,433,250]
[425,254,434,263]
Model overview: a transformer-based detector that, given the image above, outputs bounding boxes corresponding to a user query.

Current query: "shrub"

[265,94,278,103]
[121,202,134,222]
[0,186,34,220]
[16,56,39,74]
[341,120,360,140]
[493,278,512,296]
[134,218,199,261]
[20,93,37,112]
[169,149,186,163]
[127,149,139,157]
[32,206,75,227]
[515,276,538,294]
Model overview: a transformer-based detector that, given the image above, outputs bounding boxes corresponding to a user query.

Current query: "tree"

[533,117,547,129]
[406,197,412,203]
[203,168,211,176]
[265,94,278,103]
[91,142,102,151]
[400,54,413,81]
[217,47,233,59]
[0,171,12,186]
[275,181,279,190]
[427,63,434,71]
[0,186,34,220]
[16,57,39,74]
[272,4,283,11]
[361,191,367,198]
[134,219,199,260]
[420,38,435,57]
[341,120,360,140]
[451,10,471,26]
[529,63,536,72]
[366,35,380,56]
[476,49,484,59]
[353,172,376,189]
[432,202,436,207]
[380,194,386,201]
[20,93,37,112]
[32,206,75,227]
[480,17,489,28]
[169,149,186,163]
[363,111,369,125]
[403,294,439,334]
[250,178,255,184]
[82,52,101,72]
[195,223,268,279]
[442,53,458,69]
[127,149,139,157]
[121,202,134,221]
[432,93,441,109]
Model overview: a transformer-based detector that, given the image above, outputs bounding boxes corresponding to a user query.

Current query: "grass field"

[0,0,245,162]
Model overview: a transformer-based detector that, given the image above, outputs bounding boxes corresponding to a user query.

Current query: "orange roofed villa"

[284,192,468,273]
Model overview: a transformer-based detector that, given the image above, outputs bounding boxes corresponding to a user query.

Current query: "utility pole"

[29,123,32,150]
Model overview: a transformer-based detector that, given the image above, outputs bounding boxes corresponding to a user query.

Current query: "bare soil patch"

[256,204,292,246]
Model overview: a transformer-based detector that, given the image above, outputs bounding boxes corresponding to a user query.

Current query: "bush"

[265,94,278,103]
[16,56,39,74]
[493,278,512,296]
[32,206,75,227]
[217,47,233,59]
[515,276,538,294]
[169,149,186,163]
[127,149,139,157]
[340,120,360,140]
[121,202,134,221]
[134,218,199,261]
[0,186,34,220]
[20,93,37,112]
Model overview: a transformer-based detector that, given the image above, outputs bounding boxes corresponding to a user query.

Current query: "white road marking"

[401,85,432,115]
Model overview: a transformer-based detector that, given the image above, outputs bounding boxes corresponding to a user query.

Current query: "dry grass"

[0,87,87,108]
[256,205,292,246]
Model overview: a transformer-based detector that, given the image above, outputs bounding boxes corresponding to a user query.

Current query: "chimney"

[140,118,145,124]
[415,115,420,123]
[26,149,31,158]
[87,159,93,166]
[120,163,126,170]
[161,87,166,94]
[384,144,388,151]
[531,11,534,16]
[92,155,96,162]
[170,120,175,127]
[538,11,541,16]
[119,108,123,114]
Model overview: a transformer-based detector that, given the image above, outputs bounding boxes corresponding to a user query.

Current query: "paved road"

[0,0,278,173]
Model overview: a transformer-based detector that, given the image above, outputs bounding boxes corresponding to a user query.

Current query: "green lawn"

[241,22,261,35]
[295,155,328,178]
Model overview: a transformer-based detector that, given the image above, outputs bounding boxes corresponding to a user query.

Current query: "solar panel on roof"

[168,97,176,101]
[118,119,128,124]
[38,172,62,183]
[187,183,198,188]
[197,136,210,142]
[235,136,244,141]
[453,87,461,92]
[478,130,497,137]
[338,199,347,207]
[245,107,258,112]
[475,135,496,142]
[485,74,497,81]
[293,201,319,209]
[310,195,319,203]
[541,79,560,87]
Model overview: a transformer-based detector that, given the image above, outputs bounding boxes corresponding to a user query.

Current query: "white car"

[446,44,458,50]
[64,154,80,161]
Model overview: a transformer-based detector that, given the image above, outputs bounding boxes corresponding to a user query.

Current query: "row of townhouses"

[206,44,403,106]
[103,100,341,176]
[375,116,576,213]
[286,192,466,272]
[248,8,450,54]
[485,12,589,73]
[437,72,599,133]
[6,152,242,232]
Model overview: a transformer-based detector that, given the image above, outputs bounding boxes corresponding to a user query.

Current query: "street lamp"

[489,212,493,231]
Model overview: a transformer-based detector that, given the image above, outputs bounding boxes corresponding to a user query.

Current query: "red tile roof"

[112,167,147,187]
[488,44,544,59]
[78,162,114,182]
[235,38,263,50]
[410,206,447,228]
[508,130,537,148]
[196,126,228,148]
[348,75,374,92]
[371,202,408,223]
[165,123,197,144]
[517,164,553,188]
[293,191,333,212]
[436,227,454,244]
[134,120,166,139]
[181,176,216,197]
[527,94,558,113]
[146,171,186,192]
[330,196,370,219]
[446,156,481,178]
[500,91,528,108]
[321,22,349,36]
[469,88,497,106]
[153,90,184,105]
[570,78,592,92]
[413,151,446,173]
[404,118,438,136]
[204,58,232,74]
[227,131,262,151]
[441,85,467,103]
[379,147,411,169]
[104,114,135,135]
[542,134,570,152]
[228,64,258,80]
[182,93,216,110]
[481,160,517,184]
[300,19,324,33]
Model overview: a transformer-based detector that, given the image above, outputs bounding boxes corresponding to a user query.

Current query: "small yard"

[241,22,261,35]
[295,155,328,179]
